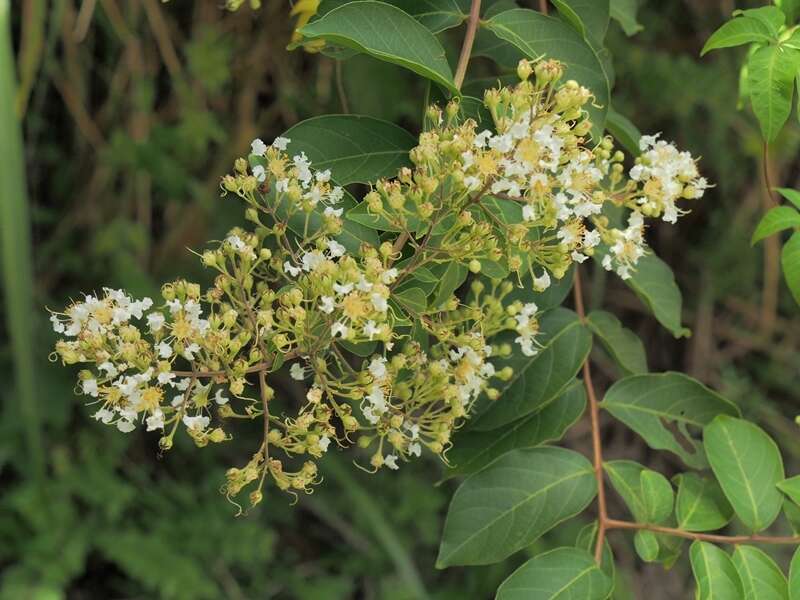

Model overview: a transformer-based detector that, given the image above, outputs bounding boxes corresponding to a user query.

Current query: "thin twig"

[538,0,548,15]
[573,267,608,563]
[335,59,349,114]
[453,0,481,90]
[606,519,800,546]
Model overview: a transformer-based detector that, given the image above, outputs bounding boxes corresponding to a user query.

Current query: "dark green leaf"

[551,0,610,42]
[777,0,800,24]
[778,475,800,506]
[430,261,467,308]
[781,231,800,304]
[634,530,659,562]
[604,460,672,524]
[496,547,613,599]
[601,372,741,469]
[436,447,596,567]
[609,0,643,36]
[299,1,457,92]
[484,8,610,135]
[471,308,592,431]
[606,107,642,156]
[282,114,415,185]
[674,472,734,532]
[690,541,744,599]
[394,287,428,314]
[731,545,788,600]
[586,310,648,374]
[704,415,785,532]
[701,16,775,56]
[446,381,586,478]
[747,44,800,142]
[751,205,800,244]
[576,522,615,581]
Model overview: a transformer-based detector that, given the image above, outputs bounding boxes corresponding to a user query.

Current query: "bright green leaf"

[731,546,788,600]
[736,7,785,36]
[790,547,800,600]
[747,44,800,142]
[471,308,592,431]
[602,373,740,469]
[446,381,586,478]
[751,205,800,244]
[781,231,800,304]
[496,547,613,600]
[436,447,596,567]
[609,0,643,36]
[484,8,610,135]
[299,1,457,93]
[776,188,800,210]
[634,530,659,562]
[282,114,415,184]
[690,541,745,600]
[701,16,775,56]
[674,472,734,532]
[777,475,800,506]
[587,310,648,374]
[704,415,785,533]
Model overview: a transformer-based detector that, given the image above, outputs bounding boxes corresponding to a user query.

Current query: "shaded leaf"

[790,547,800,600]
[496,547,613,599]
[778,475,800,506]
[436,447,596,567]
[601,372,740,469]
[704,415,785,532]
[609,0,643,36]
[690,541,744,600]
[576,522,615,581]
[606,106,642,156]
[551,0,610,42]
[781,231,800,304]
[641,470,674,524]
[586,310,647,374]
[604,460,672,524]
[731,545,788,600]
[633,530,659,562]
[747,44,800,142]
[674,472,733,532]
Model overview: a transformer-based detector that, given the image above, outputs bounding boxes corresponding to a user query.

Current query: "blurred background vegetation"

[1,1,799,598]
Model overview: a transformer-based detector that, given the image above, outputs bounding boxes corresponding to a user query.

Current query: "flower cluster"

[51,57,706,510]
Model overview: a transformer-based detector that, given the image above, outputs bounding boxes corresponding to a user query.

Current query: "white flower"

[515,336,538,357]
[384,454,399,470]
[98,362,118,378]
[50,314,65,333]
[307,386,323,403]
[464,176,481,191]
[363,320,380,340]
[571,250,588,263]
[252,165,266,182]
[522,204,536,222]
[117,420,136,433]
[175,378,191,391]
[381,268,398,284]
[371,293,388,313]
[301,251,324,272]
[318,435,331,453]
[290,363,306,381]
[272,136,290,151]
[251,138,268,156]
[316,169,331,183]
[583,229,601,248]
[93,408,114,424]
[146,410,165,431]
[183,414,210,431]
[158,371,175,385]
[276,179,289,193]
[356,276,373,292]
[183,343,200,360]
[333,282,353,295]
[82,378,99,397]
[324,206,343,218]
[284,261,301,277]
[327,239,346,258]
[319,296,335,314]
[368,356,387,380]
[533,270,551,292]
[331,322,348,338]
[408,442,422,457]
[147,312,165,332]
[214,389,229,405]
[157,341,173,359]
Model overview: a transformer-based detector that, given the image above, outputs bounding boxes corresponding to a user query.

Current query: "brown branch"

[453,0,481,91]
[605,519,800,546]
[573,267,608,563]
[538,0,549,15]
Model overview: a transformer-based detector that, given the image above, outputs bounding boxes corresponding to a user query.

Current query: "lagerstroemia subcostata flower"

[50,58,706,510]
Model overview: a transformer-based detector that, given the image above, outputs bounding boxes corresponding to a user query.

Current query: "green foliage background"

[1,1,799,598]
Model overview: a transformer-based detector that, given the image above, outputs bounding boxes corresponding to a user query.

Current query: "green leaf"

[674,472,734,532]
[484,8,610,135]
[790,547,800,600]
[781,231,800,304]
[776,187,800,210]
[778,475,800,506]
[299,1,457,93]
[446,381,586,478]
[747,44,800,142]
[776,0,800,24]
[690,541,745,600]
[430,261,467,308]
[385,0,469,33]
[641,470,674,524]
[609,0,643,36]
[551,0,610,42]
[784,498,800,535]
[736,7,786,36]
[606,106,642,156]
[496,547,613,600]
[752,205,800,244]
[604,460,672,523]
[575,522,615,581]
[633,530,659,563]
[617,249,689,337]
[471,308,592,431]
[282,114,415,185]
[602,373,740,469]
[394,287,428,314]
[701,16,775,56]
[586,310,647,374]
[704,415,785,532]
[731,546,788,600]
[436,447,596,567]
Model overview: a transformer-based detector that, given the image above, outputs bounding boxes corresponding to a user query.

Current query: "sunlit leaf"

[690,541,744,599]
